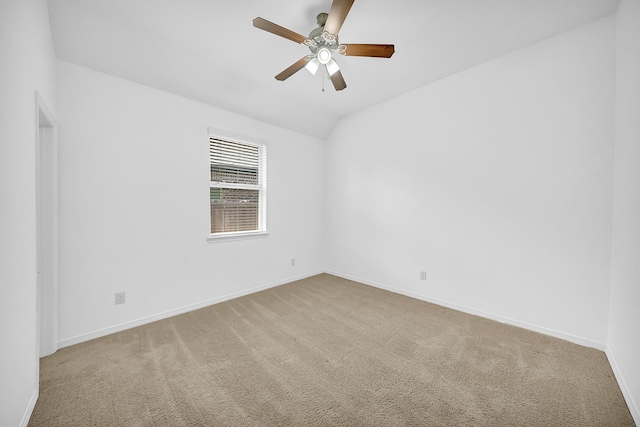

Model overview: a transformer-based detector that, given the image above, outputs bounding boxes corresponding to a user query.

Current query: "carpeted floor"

[29,274,634,426]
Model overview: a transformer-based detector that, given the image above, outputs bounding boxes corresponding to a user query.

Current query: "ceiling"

[47,0,620,139]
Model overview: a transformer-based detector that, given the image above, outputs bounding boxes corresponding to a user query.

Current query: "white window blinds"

[209,136,267,235]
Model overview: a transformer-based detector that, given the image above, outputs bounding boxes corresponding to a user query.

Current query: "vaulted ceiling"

[47,0,620,139]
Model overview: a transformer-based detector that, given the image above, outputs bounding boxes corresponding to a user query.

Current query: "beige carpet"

[29,274,634,426]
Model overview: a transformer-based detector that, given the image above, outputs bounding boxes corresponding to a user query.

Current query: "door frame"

[35,91,58,358]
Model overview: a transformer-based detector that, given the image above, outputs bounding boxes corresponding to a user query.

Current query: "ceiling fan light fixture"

[326,58,340,76]
[305,57,320,75]
[252,0,395,92]
[317,46,332,64]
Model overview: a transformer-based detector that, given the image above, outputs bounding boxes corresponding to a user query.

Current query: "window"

[209,132,267,239]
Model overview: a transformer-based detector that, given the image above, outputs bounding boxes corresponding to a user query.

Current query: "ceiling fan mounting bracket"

[316,12,328,26]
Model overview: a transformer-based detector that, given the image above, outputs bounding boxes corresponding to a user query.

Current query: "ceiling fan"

[253,0,395,91]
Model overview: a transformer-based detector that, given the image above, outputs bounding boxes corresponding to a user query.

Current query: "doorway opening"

[35,91,58,358]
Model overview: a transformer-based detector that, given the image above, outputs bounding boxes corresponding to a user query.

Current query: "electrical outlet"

[291,258,296,266]
[115,292,126,305]
[420,271,427,281]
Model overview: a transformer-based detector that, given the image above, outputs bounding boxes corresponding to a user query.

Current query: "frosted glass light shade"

[305,58,320,75]
[326,58,340,76]
[317,47,331,64]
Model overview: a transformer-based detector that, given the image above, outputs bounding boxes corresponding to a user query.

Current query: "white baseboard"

[20,388,38,427]
[58,268,607,351]
[325,270,607,351]
[57,271,324,349]
[606,347,639,425]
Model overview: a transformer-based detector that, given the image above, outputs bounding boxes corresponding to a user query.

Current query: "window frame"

[207,128,268,243]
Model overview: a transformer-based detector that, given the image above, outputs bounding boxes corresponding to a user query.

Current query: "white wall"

[609,0,640,421]
[0,0,57,425]
[55,61,325,345]
[325,17,615,347]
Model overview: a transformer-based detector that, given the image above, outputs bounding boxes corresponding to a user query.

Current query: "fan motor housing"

[307,13,340,57]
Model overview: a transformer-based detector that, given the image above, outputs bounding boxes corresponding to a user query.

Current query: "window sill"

[207,231,269,243]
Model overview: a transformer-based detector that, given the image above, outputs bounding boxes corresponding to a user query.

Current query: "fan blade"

[339,44,395,58]
[275,57,311,81]
[330,69,347,91]
[324,0,355,36]
[253,17,307,44]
